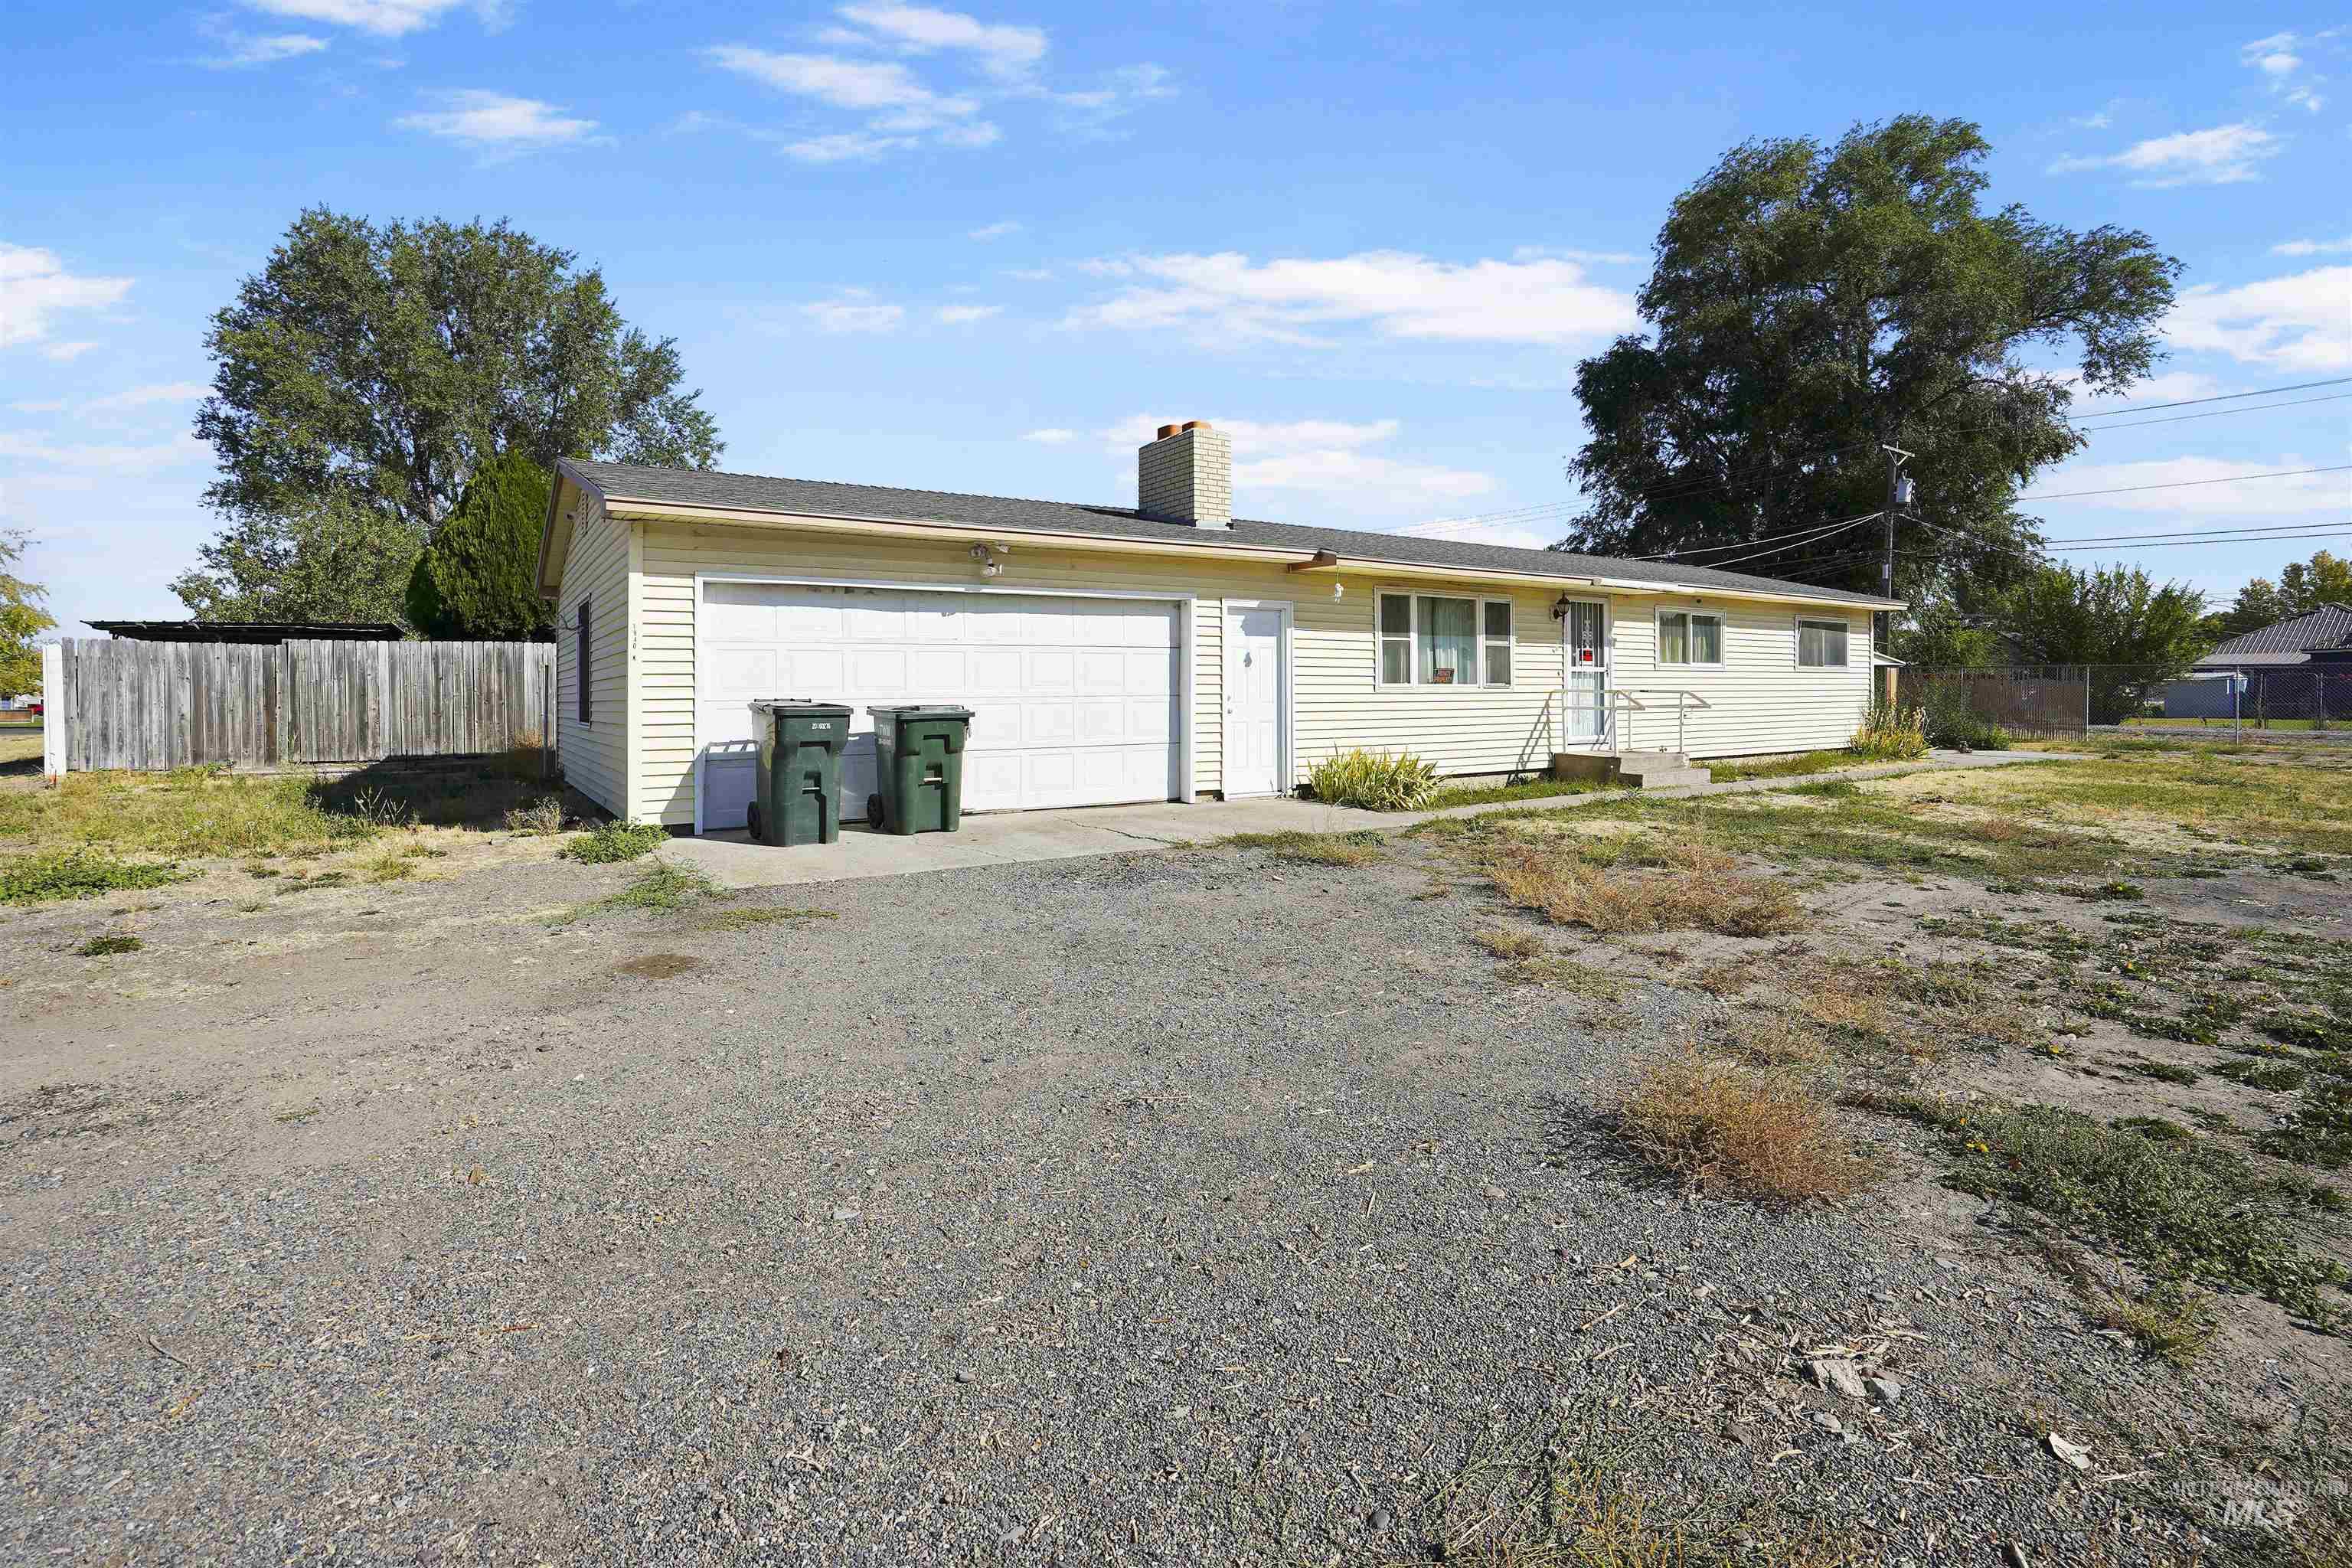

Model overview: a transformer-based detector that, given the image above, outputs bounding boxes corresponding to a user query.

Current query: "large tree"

[1562,117,2180,600]
[1997,562,2207,723]
[1,528,57,697]
[189,207,721,608]
[405,453,556,641]
[171,494,422,626]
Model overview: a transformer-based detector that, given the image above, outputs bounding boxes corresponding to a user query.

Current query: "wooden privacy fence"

[45,638,554,773]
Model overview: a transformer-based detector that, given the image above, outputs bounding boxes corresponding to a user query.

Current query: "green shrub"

[75,933,145,956]
[1,851,185,905]
[562,819,670,864]
[1851,701,1929,761]
[1304,748,1442,811]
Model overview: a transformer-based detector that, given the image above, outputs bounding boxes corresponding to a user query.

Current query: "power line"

[2044,520,2352,545]
[2067,375,2352,419]
[1690,514,1884,569]
[1633,511,1878,560]
[2067,390,2352,433]
[2018,464,2350,504]
[2047,528,2347,552]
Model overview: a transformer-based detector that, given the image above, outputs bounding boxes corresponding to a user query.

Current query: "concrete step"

[1625,766,1710,789]
[1614,750,1690,771]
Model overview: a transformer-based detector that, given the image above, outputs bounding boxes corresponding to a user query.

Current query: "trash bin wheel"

[867,792,885,831]
[745,799,763,843]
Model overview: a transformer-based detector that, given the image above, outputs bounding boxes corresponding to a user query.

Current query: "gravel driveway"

[0,837,2331,1565]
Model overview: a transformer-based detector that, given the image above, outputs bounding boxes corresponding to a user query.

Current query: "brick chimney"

[1137,420,1231,529]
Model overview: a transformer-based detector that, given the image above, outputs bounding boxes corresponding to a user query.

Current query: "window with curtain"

[1377,593,1511,684]
[1483,599,1512,685]
[1658,609,1722,666]
[1797,618,1850,668]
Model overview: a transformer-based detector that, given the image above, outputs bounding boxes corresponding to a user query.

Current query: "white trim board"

[689,570,1199,833]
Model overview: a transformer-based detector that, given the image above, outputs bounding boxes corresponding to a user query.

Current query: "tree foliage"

[192,206,721,557]
[1,528,58,698]
[2205,550,2352,641]
[404,453,556,641]
[1563,117,2180,599]
[1995,562,2208,722]
[170,495,420,626]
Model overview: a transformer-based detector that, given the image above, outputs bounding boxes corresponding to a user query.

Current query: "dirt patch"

[612,952,704,979]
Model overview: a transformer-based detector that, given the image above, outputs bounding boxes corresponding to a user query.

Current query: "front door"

[1225,605,1285,796]
[1561,599,1609,746]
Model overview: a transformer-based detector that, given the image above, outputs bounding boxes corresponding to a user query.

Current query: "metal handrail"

[1613,688,1713,756]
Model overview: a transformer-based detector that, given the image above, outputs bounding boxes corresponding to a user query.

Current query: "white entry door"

[697,582,1181,830]
[1224,604,1285,796]
[1561,599,1609,746]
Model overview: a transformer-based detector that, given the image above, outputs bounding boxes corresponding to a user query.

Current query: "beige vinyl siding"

[553,487,630,818]
[626,514,1871,825]
[1611,597,1872,756]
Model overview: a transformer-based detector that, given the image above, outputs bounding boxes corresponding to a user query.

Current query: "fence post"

[2082,666,2091,734]
[41,642,66,779]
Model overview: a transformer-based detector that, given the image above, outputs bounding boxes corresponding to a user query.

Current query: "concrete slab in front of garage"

[661,795,1390,888]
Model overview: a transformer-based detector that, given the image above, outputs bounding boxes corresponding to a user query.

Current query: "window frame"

[1654,606,1726,669]
[1794,615,1851,671]
[1374,590,1516,688]
[575,595,593,725]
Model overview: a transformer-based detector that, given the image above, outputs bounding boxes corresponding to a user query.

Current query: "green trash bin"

[865,704,974,835]
[745,699,853,846]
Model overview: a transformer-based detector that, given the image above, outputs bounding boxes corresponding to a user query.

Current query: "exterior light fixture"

[1551,593,1573,620]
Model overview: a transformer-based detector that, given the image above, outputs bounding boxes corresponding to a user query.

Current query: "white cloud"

[1004,266,1054,282]
[240,0,479,38]
[2243,29,2333,112]
[1021,427,1076,444]
[2273,234,2352,256]
[2021,455,2349,518]
[2166,266,2352,372]
[1065,250,1638,348]
[2071,109,2113,129]
[0,433,208,472]
[835,3,1047,77]
[395,90,599,154]
[800,296,905,332]
[780,131,918,163]
[2049,122,2285,185]
[1034,62,1176,137]
[7,400,66,414]
[2074,371,2223,407]
[0,243,132,352]
[41,341,99,363]
[197,28,328,67]
[706,47,959,113]
[80,381,210,411]
[933,305,1001,324]
[968,220,1022,240]
[1070,414,1498,516]
[1511,244,1642,265]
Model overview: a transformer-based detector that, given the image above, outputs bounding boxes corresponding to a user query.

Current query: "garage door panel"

[696,583,1181,828]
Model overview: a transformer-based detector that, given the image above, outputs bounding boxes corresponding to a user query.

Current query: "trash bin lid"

[865,704,975,720]
[750,697,854,717]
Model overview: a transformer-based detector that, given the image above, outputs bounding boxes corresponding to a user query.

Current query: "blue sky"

[3,1,2347,637]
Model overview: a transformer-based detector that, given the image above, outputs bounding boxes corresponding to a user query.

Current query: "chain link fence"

[1895,664,2350,741]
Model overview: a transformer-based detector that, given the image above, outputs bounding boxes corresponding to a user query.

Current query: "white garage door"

[697,581,1182,831]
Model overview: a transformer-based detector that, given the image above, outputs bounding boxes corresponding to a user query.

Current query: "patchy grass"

[1474,927,1544,959]
[361,846,418,883]
[561,820,671,864]
[2259,1080,2352,1171]
[1615,1053,1877,1202]
[1421,776,1608,812]
[1219,828,1386,866]
[696,906,840,932]
[1,849,186,906]
[74,933,144,957]
[1485,837,1804,938]
[591,861,724,916]
[1503,954,1634,1005]
[1884,1099,2349,1325]
[1714,951,2036,1076]
[1706,750,1853,784]
[1973,753,2352,856]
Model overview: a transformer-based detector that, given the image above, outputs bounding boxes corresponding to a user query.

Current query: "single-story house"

[535,422,1900,831]
[2194,603,2352,675]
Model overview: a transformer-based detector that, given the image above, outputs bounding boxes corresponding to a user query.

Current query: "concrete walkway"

[661,749,2069,889]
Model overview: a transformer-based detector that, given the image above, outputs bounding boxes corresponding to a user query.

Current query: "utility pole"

[1879,445,1915,655]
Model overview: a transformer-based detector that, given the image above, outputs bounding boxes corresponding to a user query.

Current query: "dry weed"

[1475,928,1545,959]
[1488,840,1802,939]
[1615,1051,1877,1202]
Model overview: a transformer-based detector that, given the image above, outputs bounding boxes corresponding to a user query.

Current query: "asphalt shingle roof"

[567,459,1897,608]
[2195,603,2352,667]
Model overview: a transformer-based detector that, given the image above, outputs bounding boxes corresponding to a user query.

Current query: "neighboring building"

[83,620,407,645]
[2194,603,2352,672]
[535,422,1900,831]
